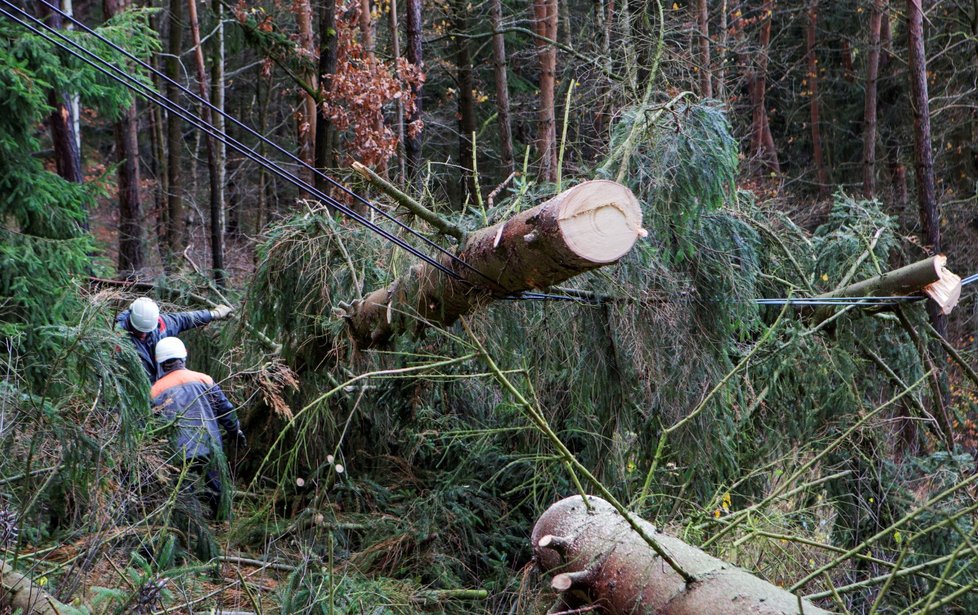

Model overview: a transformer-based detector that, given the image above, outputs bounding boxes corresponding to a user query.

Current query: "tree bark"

[105,0,145,275]
[697,0,712,98]
[187,0,226,287]
[490,0,515,177]
[806,0,828,196]
[342,180,643,346]
[749,0,780,175]
[1,560,70,615]
[532,496,831,615]
[862,0,885,199]
[315,0,339,194]
[906,0,945,336]
[390,0,406,181]
[165,0,186,268]
[453,0,476,199]
[716,0,728,99]
[294,0,317,188]
[533,0,558,182]
[39,1,83,187]
[404,0,424,185]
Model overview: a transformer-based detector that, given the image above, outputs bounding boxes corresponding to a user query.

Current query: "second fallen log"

[342,180,644,346]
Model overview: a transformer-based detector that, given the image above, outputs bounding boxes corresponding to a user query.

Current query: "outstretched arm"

[162,309,215,335]
[207,383,240,436]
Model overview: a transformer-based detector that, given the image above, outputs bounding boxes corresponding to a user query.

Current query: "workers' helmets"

[155,337,188,364]
[129,297,160,333]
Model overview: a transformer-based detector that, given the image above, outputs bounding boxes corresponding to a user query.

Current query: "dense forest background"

[3,0,978,612]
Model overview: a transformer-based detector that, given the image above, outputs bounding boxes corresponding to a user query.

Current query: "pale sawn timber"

[814,254,960,323]
[342,180,644,346]
[532,495,831,615]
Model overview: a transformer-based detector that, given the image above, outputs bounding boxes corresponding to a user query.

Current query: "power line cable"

[9,0,528,294]
[0,2,465,280]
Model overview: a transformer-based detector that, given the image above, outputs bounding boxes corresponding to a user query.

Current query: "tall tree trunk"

[187,0,225,287]
[212,0,228,271]
[697,0,712,98]
[315,0,339,194]
[294,0,317,188]
[716,0,727,99]
[39,1,83,187]
[862,0,885,199]
[63,0,81,155]
[390,0,406,181]
[453,0,476,199]
[906,0,944,336]
[404,0,424,186]
[165,0,186,268]
[749,0,780,175]
[256,65,270,235]
[806,0,828,196]
[533,0,558,182]
[490,0,515,177]
[105,0,145,275]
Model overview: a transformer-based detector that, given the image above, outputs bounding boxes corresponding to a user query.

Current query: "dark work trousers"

[184,456,223,519]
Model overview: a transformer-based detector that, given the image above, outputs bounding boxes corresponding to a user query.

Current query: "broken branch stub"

[531,495,831,615]
[343,180,644,346]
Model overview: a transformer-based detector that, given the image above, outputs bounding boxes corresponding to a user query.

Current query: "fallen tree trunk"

[1,560,71,614]
[341,180,644,346]
[531,495,831,615]
[814,254,960,324]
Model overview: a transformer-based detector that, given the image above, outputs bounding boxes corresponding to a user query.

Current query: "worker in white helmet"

[151,336,245,518]
[115,297,233,384]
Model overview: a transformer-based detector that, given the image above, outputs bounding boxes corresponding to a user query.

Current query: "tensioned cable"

[8,4,978,310]
[0,2,467,281]
[12,0,523,294]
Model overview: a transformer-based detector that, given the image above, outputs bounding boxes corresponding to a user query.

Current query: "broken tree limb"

[1,560,71,614]
[531,496,831,615]
[342,180,644,346]
[351,161,466,242]
[813,254,960,324]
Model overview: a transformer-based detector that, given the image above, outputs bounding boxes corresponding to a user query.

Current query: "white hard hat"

[129,297,160,333]
[155,337,188,364]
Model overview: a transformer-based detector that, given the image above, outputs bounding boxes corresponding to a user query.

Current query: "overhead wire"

[5,3,978,311]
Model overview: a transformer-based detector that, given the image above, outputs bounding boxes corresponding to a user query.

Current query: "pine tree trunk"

[294,0,317,188]
[187,0,225,287]
[404,0,424,185]
[165,0,186,268]
[453,0,476,199]
[862,0,885,199]
[105,0,145,275]
[490,0,515,177]
[212,0,228,269]
[315,0,339,194]
[697,0,712,98]
[906,0,944,336]
[39,2,83,187]
[806,0,828,196]
[750,0,780,175]
[534,0,558,182]
[344,181,643,347]
[390,0,406,181]
[716,0,728,99]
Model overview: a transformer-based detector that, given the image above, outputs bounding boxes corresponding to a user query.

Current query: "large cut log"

[1,560,70,614]
[342,180,644,346]
[814,254,960,324]
[531,495,831,615]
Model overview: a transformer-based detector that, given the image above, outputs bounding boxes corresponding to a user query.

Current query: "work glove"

[234,429,248,450]
[210,304,234,320]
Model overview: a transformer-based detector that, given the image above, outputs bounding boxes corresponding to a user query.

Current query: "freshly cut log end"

[922,255,961,315]
[555,180,643,264]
